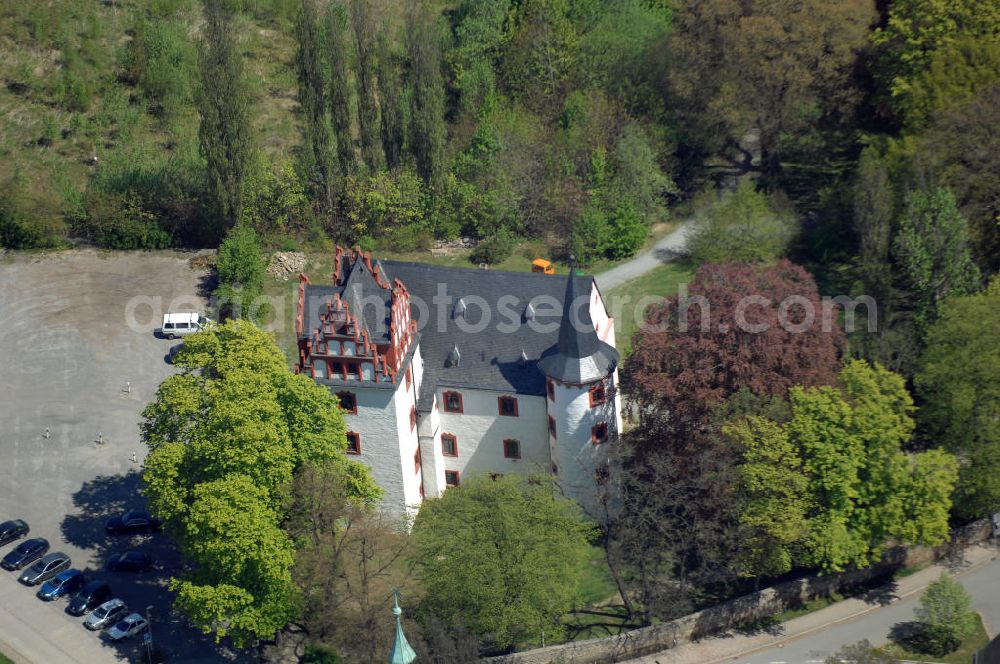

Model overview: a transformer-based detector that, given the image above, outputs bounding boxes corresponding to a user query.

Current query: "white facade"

[300,250,623,521]
[339,286,620,521]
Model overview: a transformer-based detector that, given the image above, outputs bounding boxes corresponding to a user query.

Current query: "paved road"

[625,545,1000,664]
[0,250,243,663]
[595,220,693,292]
[728,553,1000,664]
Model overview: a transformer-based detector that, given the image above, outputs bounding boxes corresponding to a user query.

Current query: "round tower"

[538,267,621,520]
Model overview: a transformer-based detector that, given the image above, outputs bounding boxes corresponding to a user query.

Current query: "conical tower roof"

[537,267,618,384]
[389,592,417,664]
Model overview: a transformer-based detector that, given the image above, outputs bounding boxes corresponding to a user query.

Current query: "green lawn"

[0,651,13,664]
[606,262,695,355]
[880,613,990,664]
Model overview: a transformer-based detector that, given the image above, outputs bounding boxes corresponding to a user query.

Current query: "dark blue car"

[37,569,85,601]
[106,551,153,573]
[105,511,160,536]
[0,538,48,571]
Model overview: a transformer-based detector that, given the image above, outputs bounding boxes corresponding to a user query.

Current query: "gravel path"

[594,220,693,292]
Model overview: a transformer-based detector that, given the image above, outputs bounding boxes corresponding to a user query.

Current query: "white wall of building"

[435,388,551,484]
[548,379,616,519]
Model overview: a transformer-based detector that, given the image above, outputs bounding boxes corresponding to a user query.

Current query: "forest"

[3,0,1000,660]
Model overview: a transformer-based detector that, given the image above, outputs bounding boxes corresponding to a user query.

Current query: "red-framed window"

[346,431,361,455]
[441,433,458,457]
[503,439,521,459]
[414,447,421,473]
[337,391,357,414]
[592,422,609,444]
[547,379,555,401]
[409,405,417,431]
[498,396,519,417]
[589,382,606,408]
[405,367,412,391]
[443,391,463,413]
[445,470,460,487]
[548,415,557,439]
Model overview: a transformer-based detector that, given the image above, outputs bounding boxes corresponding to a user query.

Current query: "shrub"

[572,205,608,265]
[341,169,428,247]
[605,201,647,260]
[82,192,172,249]
[909,572,975,655]
[471,228,515,265]
[301,644,341,664]
[687,181,798,264]
[214,225,267,320]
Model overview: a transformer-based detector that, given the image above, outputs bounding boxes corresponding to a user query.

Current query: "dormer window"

[342,341,356,355]
[443,391,463,413]
[346,432,361,455]
[337,391,357,414]
[498,396,519,417]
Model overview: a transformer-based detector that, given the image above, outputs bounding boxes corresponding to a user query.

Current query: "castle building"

[295,247,622,519]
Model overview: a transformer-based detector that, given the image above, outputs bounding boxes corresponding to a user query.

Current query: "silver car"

[104,612,148,641]
[18,552,70,586]
[83,598,128,630]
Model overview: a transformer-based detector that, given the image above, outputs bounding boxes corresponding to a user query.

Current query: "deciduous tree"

[407,5,447,186]
[295,0,335,210]
[666,0,875,175]
[624,260,845,429]
[891,187,980,340]
[916,277,1000,520]
[197,0,255,230]
[349,0,384,172]
[686,181,797,265]
[141,321,378,645]
[326,2,357,177]
[411,475,594,650]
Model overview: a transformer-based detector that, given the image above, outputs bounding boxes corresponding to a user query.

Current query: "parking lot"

[0,250,244,663]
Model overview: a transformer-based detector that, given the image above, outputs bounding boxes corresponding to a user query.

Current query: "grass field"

[606,261,695,354]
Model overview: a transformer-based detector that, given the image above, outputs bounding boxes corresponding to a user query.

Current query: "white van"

[161,312,205,339]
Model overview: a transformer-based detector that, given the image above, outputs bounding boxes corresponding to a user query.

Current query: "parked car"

[1,538,49,571]
[160,312,204,339]
[0,520,29,547]
[104,613,149,642]
[105,511,161,536]
[37,569,85,600]
[66,581,112,616]
[106,551,153,573]
[165,342,184,364]
[83,598,128,631]
[19,552,71,585]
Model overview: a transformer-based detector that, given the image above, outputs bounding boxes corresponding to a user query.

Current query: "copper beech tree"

[624,260,846,434]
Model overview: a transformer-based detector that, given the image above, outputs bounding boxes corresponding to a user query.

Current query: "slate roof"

[537,268,620,384]
[302,260,615,411]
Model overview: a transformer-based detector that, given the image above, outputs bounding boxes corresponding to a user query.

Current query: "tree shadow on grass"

[61,471,250,663]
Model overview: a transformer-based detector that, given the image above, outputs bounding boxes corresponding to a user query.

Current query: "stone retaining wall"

[486,518,993,664]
